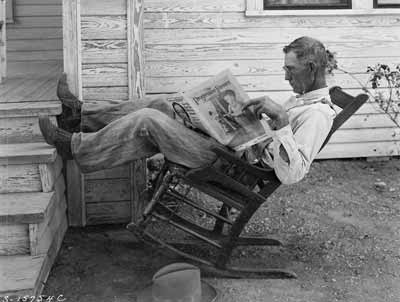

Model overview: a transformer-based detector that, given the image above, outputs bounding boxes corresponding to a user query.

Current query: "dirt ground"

[43,158,400,302]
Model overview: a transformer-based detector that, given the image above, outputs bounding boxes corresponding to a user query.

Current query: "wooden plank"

[0,224,30,256]
[17,0,62,5]
[7,61,62,78]
[0,255,45,295]
[128,0,145,98]
[86,201,131,225]
[84,165,130,180]
[81,0,126,16]
[143,0,245,12]
[0,143,57,165]
[0,164,41,194]
[81,16,127,40]
[143,12,400,29]
[143,27,400,45]
[29,174,65,255]
[0,75,58,102]
[144,41,400,61]
[63,0,82,99]
[64,0,84,227]
[81,63,128,87]
[144,58,400,76]
[318,141,400,159]
[33,211,67,297]
[84,178,130,203]
[7,50,63,62]
[7,16,62,28]
[66,160,85,227]
[130,159,147,224]
[82,40,128,64]
[14,5,62,17]
[0,100,61,117]
[144,73,375,93]
[329,127,400,144]
[7,39,63,51]
[7,28,62,40]
[0,115,58,144]
[83,86,129,100]
[33,196,67,256]
[0,191,57,224]
[38,155,63,192]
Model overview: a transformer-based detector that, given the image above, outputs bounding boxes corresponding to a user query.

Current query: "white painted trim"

[246,0,400,16]
[246,8,400,16]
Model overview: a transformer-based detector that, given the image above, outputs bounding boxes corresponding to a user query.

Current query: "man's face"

[283,51,314,94]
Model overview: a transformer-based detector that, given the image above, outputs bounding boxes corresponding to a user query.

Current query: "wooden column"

[127,0,147,224]
[0,0,6,83]
[63,0,85,226]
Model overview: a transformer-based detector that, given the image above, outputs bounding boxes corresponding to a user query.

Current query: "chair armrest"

[211,146,275,180]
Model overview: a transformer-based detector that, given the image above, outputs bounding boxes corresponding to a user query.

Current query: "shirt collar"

[285,86,332,111]
[296,87,330,101]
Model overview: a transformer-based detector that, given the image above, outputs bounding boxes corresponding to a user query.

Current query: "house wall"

[76,0,400,225]
[142,0,400,158]
[6,0,62,73]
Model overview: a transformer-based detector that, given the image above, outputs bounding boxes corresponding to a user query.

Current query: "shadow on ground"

[44,158,400,302]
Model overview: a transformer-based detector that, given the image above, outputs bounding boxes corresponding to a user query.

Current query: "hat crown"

[152,263,202,302]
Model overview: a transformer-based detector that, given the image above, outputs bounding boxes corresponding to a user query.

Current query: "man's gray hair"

[283,36,328,70]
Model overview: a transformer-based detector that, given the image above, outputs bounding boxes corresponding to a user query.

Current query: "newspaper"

[168,69,272,151]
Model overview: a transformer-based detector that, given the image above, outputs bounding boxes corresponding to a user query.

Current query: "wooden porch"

[1,61,61,103]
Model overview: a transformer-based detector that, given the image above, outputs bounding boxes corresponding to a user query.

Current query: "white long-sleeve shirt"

[259,87,336,185]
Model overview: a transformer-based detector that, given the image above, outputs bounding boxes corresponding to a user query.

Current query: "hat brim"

[137,280,218,302]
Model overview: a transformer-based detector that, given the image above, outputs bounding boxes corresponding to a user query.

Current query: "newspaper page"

[169,69,272,151]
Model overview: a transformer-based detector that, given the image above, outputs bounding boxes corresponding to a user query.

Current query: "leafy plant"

[326,50,400,128]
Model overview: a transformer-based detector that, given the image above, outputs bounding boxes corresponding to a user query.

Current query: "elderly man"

[39,36,336,185]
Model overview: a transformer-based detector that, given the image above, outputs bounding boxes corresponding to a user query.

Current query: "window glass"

[264,0,351,9]
[374,0,400,7]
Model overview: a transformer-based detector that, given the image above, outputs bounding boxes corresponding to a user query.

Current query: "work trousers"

[71,96,221,173]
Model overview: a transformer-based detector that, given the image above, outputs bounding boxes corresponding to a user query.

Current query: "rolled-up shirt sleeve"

[265,107,334,184]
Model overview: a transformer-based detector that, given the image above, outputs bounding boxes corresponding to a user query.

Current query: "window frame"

[246,0,400,16]
[263,0,352,10]
[373,0,400,8]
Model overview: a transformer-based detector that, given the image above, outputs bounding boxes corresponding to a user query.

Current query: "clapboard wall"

[6,0,62,72]
[77,0,400,225]
[142,0,400,159]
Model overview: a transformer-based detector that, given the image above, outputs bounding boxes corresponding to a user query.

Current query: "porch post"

[63,0,85,226]
[127,0,147,224]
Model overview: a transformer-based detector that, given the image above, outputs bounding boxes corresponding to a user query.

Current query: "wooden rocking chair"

[127,87,369,278]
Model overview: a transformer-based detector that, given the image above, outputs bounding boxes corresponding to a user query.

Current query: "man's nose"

[284,70,291,81]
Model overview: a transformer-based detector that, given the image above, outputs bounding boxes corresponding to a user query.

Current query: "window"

[264,0,351,10]
[246,0,400,16]
[374,0,400,8]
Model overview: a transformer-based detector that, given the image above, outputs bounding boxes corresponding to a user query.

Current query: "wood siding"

[6,0,62,64]
[74,0,400,225]
[142,0,400,158]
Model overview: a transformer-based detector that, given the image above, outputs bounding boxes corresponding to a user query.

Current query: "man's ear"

[308,61,317,74]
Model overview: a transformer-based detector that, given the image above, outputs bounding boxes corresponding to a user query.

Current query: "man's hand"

[242,96,289,130]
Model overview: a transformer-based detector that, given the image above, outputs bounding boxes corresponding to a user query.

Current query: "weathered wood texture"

[6,0,62,64]
[140,0,400,158]
[79,0,147,225]
[0,0,6,82]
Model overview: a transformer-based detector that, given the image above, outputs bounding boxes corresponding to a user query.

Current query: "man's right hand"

[242,96,289,130]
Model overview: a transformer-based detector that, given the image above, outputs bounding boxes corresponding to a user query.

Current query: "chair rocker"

[127,86,369,279]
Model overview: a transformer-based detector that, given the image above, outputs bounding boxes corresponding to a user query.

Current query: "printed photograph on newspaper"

[169,69,272,151]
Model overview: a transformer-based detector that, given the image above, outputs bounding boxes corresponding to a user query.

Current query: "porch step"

[0,175,66,256]
[0,191,58,224]
[0,101,61,143]
[0,215,67,296]
[0,143,62,193]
